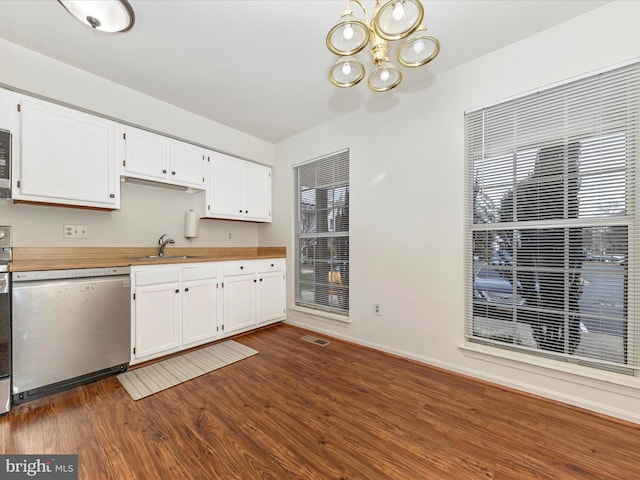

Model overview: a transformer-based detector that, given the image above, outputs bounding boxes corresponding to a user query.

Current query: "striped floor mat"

[117,340,258,400]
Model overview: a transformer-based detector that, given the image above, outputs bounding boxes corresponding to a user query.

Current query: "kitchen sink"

[136,255,199,260]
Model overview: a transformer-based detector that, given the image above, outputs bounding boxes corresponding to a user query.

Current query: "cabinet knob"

[185,287,189,292]
[162,169,167,174]
[240,266,244,269]
[253,279,257,283]
[245,210,248,214]
[270,263,274,267]
[175,289,179,293]
[239,209,243,213]
[171,171,176,175]
[259,278,263,282]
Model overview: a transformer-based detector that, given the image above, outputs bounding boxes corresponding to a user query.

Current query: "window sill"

[288,305,351,324]
[460,341,640,394]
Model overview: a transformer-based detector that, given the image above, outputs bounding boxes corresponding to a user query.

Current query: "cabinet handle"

[109,193,115,198]
[163,169,167,174]
[184,287,189,292]
[175,289,179,293]
[245,210,248,214]
[240,266,244,270]
[171,171,176,175]
[259,278,263,282]
[270,263,274,267]
[253,279,257,283]
[239,209,243,213]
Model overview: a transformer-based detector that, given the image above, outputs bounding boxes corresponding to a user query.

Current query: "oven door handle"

[0,272,8,294]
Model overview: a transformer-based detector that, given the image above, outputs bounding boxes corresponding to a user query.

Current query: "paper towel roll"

[184,209,199,239]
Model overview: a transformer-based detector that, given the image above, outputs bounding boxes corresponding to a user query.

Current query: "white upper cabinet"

[243,161,272,221]
[198,151,272,222]
[13,95,119,209]
[169,140,206,187]
[121,125,205,189]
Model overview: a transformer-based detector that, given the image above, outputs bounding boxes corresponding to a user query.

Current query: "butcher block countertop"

[11,246,286,272]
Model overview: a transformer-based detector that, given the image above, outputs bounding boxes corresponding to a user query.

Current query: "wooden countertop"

[10,246,286,272]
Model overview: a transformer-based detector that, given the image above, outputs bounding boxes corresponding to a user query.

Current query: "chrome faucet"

[157,233,175,257]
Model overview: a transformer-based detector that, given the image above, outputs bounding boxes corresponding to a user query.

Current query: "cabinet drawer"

[135,269,180,286]
[182,265,218,282]
[256,258,285,273]
[223,261,256,276]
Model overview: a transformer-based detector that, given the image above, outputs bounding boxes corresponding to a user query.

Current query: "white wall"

[0,38,274,247]
[270,1,640,423]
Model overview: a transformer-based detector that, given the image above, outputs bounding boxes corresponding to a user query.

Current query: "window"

[465,62,640,374]
[295,149,349,316]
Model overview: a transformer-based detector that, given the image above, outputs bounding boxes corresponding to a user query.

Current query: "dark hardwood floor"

[2,323,639,479]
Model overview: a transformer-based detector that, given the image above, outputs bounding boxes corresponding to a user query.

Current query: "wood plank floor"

[2,323,640,479]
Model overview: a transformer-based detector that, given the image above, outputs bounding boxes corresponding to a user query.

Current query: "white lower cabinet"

[132,268,182,363]
[131,259,284,365]
[222,262,258,335]
[181,265,219,348]
[221,259,286,335]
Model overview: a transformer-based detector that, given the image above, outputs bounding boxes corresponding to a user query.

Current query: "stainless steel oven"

[0,226,12,415]
[0,129,11,199]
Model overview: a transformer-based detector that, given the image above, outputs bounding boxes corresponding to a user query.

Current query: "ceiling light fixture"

[58,0,135,33]
[326,0,440,92]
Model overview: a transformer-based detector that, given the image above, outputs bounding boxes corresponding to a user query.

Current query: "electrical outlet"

[373,302,382,316]
[64,224,88,239]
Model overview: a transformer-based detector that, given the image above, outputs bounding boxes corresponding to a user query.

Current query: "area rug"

[117,340,258,400]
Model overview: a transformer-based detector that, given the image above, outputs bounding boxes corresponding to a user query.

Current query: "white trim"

[465,56,640,114]
[291,147,349,169]
[288,305,351,324]
[460,342,640,392]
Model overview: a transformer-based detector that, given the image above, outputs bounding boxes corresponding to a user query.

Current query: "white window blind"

[465,62,640,374]
[295,149,349,315]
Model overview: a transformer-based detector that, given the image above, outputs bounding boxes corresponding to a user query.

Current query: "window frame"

[464,61,640,378]
[294,149,350,319]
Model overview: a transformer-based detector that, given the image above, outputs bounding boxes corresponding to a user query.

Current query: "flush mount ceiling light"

[58,0,135,33]
[326,0,440,92]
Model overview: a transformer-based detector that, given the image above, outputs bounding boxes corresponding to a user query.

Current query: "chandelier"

[326,0,440,92]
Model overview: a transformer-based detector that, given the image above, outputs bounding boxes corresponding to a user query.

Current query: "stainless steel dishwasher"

[12,266,131,403]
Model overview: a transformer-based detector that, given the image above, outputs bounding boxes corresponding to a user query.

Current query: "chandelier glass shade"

[58,0,135,33]
[327,0,439,92]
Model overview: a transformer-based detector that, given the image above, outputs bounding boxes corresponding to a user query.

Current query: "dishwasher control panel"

[13,266,131,282]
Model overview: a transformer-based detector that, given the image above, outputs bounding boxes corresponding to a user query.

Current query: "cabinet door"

[134,283,181,361]
[222,275,257,334]
[244,162,272,222]
[169,140,205,188]
[123,126,168,181]
[16,97,118,209]
[258,270,285,323]
[182,278,218,347]
[208,152,244,219]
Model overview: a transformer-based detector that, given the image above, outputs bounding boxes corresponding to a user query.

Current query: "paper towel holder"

[184,208,200,240]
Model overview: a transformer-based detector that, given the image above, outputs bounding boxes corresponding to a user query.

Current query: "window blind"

[465,62,640,373]
[295,149,349,315]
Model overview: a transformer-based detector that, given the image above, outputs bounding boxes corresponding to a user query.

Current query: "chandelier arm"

[345,0,370,26]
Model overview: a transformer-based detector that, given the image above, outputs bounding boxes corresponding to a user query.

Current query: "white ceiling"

[0,0,609,143]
